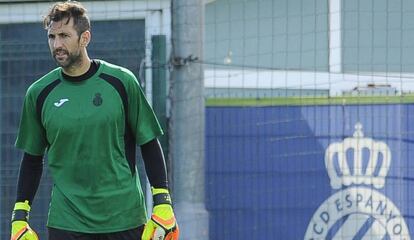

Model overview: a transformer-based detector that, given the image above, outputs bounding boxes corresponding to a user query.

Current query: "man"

[10,1,179,240]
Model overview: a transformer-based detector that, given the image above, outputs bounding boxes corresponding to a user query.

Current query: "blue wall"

[206,104,414,239]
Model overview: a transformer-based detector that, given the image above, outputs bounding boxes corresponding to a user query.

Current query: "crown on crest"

[325,123,391,189]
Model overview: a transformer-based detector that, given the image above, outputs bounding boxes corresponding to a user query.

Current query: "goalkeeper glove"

[10,201,39,240]
[142,188,179,240]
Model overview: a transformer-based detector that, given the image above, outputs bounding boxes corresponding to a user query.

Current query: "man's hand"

[142,188,179,240]
[10,201,39,240]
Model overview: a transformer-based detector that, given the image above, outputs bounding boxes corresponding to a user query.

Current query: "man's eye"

[48,34,55,39]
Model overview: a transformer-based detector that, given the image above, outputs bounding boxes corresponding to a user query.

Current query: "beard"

[53,48,82,69]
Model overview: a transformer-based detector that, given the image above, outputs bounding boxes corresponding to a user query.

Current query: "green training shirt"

[15,60,163,233]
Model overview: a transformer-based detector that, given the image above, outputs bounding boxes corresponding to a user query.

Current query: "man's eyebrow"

[48,31,71,36]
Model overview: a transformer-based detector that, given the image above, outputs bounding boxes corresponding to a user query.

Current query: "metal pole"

[152,35,169,167]
[170,0,209,239]
[0,30,2,237]
[329,0,342,73]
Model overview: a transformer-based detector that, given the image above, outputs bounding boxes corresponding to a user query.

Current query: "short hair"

[43,1,90,37]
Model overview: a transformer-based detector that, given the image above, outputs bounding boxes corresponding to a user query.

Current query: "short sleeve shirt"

[15,60,163,233]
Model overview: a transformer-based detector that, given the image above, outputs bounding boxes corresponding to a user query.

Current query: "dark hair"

[43,1,90,37]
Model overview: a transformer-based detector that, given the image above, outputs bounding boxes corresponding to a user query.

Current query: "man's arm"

[10,153,42,240]
[16,153,44,204]
[140,139,168,188]
[140,139,179,240]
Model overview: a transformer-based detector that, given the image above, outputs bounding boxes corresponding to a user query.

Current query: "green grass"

[206,94,414,106]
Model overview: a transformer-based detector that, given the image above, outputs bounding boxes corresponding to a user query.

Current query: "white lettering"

[386,210,397,224]
[345,194,352,208]
[313,223,323,235]
[376,200,387,215]
[320,211,329,224]
[356,193,363,206]
[305,187,411,240]
[365,195,373,209]
[335,199,343,212]
[393,224,402,235]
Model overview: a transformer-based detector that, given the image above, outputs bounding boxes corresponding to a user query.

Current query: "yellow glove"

[142,188,179,240]
[10,201,39,240]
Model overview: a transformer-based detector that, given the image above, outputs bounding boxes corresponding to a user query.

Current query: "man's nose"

[53,38,63,49]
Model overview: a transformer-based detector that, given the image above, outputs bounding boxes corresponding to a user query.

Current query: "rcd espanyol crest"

[305,123,410,240]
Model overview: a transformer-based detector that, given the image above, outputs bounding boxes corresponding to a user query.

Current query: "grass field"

[206,94,414,106]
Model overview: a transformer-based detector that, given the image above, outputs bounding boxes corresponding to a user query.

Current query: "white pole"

[329,0,342,73]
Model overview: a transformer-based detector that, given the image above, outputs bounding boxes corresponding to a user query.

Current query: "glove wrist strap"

[153,193,172,206]
[12,200,31,222]
[13,200,31,211]
[11,209,29,222]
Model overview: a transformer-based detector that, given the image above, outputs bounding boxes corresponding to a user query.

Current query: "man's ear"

[80,31,91,47]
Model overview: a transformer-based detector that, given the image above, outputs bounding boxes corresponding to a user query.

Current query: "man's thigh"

[48,226,144,240]
[48,227,95,240]
[99,225,144,240]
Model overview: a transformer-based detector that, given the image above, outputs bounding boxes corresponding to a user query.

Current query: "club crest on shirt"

[93,93,103,106]
[304,123,410,240]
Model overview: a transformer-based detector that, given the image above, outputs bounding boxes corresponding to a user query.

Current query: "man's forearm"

[16,153,44,204]
[140,139,168,189]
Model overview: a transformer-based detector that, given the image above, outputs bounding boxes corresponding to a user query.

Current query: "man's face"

[47,17,82,68]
